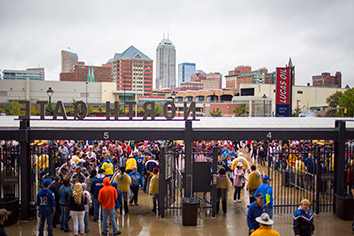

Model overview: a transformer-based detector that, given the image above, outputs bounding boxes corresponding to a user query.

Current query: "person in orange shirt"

[98,177,120,236]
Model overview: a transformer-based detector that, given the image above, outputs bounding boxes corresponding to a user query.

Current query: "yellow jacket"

[71,155,80,164]
[149,173,159,195]
[36,154,49,169]
[246,170,262,190]
[288,153,297,167]
[101,162,114,176]
[114,173,131,193]
[250,226,280,236]
[125,158,137,171]
[294,160,306,175]
[231,157,249,171]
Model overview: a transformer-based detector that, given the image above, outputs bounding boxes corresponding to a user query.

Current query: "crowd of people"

[1,138,354,235]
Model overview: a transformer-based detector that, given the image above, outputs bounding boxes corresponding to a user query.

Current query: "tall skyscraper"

[156,36,176,90]
[178,62,196,87]
[111,45,153,96]
[61,50,78,72]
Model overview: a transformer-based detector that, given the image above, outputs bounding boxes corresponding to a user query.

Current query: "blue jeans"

[84,211,89,232]
[102,208,119,235]
[266,206,273,219]
[60,205,70,231]
[39,214,53,236]
[234,186,242,200]
[93,198,102,221]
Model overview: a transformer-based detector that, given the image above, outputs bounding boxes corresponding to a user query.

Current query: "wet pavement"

[4,189,353,236]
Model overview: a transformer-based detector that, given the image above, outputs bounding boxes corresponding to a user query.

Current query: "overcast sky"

[0,0,353,88]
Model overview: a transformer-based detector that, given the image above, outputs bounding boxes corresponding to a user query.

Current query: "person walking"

[250,213,280,236]
[81,183,92,233]
[129,166,144,206]
[233,162,245,203]
[254,175,273,219]
[49,176,62,229]
[36,178,56,236]
[69,183,87,236]
[216,167,232,214]
[247,193,266,235]
[149,167,160,213]
[98,177,121,236]
[125,155,137,174]
[246,165,262,204]
[90,168,105,222]
[293,199,315,236]
[114,166,131,214]
[59,179,72,232]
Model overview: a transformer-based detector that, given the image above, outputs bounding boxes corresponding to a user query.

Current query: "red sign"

[276,67,290,105]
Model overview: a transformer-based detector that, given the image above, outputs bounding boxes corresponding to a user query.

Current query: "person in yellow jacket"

[246,165,262,204]
[231,156,249,172]
[295,157,307,189]
[149,167,159,212]
[251,213,280,236]
[125,155,137,174]
[100,157,115,177]
[114,167,131,214]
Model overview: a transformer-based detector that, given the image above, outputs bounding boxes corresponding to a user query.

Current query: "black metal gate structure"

[0,116,354,221]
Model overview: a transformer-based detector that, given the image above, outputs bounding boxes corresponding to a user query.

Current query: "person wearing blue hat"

[254,175,273,219]
[247,192,266,235]
[36,178,56,236]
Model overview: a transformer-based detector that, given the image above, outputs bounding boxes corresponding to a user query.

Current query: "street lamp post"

[46,87,54,115]
[135,67,151,117]
[85,81,88,104]
[262,94,267,117]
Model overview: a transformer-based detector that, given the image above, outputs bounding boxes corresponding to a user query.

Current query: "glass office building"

[178,62,196,87]
[2,70,44,81]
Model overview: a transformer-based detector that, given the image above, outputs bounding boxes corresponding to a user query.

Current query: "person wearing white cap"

[233,162,245,203]
[250,213,280,236]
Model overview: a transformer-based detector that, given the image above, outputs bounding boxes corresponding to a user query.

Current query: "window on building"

[297,91,303,94]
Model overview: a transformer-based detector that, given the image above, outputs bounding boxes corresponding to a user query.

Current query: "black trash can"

[0,198,19,226]
[181,197,199,226]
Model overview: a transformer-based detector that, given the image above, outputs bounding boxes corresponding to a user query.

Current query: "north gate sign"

[18,101,196,121]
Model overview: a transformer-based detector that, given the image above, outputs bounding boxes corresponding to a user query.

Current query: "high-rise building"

[111,45,153,96]
[61,50,78,72]
[312,72,341,88]
[2,68,45,81]
[156,36,176,90]
[225,66,276,90]
[178,63,196,87]
[60,62,112,82]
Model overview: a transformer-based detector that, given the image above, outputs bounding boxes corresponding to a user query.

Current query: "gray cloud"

[0,0,353,87]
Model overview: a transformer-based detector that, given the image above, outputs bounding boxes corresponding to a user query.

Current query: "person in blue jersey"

[90,168,105,222]
[247,193,266,235]
[36,178,56,236]
[135,152,145,177]
[254,175,273,219]
[293,199,315,236]
[129,166,144,206]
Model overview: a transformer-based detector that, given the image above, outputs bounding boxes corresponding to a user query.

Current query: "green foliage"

[234,104,248,117]
[291,107,302,117]
[98,106,103,112]
[338,88,354,117]
[326,91,343,108]
[155,103,163,117]
[31,104,40,115]
[45,103,56,116]
[210,108,222,117]
[5,100,24,116]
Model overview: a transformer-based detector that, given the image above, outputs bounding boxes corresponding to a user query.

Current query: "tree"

[155,103,163,117]
[234,104,248,117]
[338,88,354,117]
[291,107,302,117]
[210,108,222,117]
[5,100,23,116]
[326,91,343,108]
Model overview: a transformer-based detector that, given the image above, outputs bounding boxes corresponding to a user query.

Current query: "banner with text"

[276,67,291,117]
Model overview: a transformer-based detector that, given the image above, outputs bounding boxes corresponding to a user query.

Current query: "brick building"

[312,72,342,88]
[111,45,153,96]
[60,62,113,82]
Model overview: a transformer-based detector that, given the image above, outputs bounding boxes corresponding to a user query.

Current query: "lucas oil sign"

[276,67,291,117]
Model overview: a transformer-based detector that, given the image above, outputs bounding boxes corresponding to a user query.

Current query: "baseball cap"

[255,192,265,198]
[43,178,52,188]
[264,175,272,181]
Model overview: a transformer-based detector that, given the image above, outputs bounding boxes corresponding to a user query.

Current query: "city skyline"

[0,0,353,88]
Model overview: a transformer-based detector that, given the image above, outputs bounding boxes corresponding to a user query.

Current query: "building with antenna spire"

[156,34,176,90]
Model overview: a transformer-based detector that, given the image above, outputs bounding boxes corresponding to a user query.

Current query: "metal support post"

[315,145,321,215]
[19,119,31,220]
[184,120,193,197]
[159,147,166,218]
[334,120,346,212]
[212,147,218,217]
